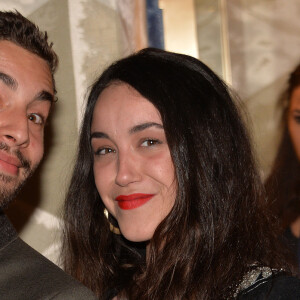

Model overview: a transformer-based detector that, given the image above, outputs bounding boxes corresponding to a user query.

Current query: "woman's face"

[288,86,300,161]
[91,83,176,242]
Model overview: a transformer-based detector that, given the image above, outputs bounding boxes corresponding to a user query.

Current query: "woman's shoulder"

[237,271,300,299]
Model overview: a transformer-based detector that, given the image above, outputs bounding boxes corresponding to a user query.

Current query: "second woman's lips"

[115,193,154,210]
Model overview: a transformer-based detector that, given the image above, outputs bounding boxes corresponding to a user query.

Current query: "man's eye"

[140,139,161,147]
[28,113,43,125]
[95,148,115,155]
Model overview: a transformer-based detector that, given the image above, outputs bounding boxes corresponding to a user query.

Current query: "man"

[0,11,97,299]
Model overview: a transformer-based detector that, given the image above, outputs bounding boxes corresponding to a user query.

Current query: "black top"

[238,272,300,299]
[283,227,300,272]
[104,267,300,299]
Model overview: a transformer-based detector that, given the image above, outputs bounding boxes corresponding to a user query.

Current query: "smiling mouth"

[115,193,154,210]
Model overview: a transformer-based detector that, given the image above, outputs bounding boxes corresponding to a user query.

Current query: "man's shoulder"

[0,237,97,299]
[238,273,300,300]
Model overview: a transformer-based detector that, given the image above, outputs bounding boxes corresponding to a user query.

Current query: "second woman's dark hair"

[265,64,300,230]
[62,48,288,299]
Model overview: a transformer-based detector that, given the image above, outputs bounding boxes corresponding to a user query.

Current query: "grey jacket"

[0,210,98,300]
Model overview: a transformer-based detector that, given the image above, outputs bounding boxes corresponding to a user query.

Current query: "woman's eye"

[140,139,161,147]
[28,113,44,125]
[95,148,115,155]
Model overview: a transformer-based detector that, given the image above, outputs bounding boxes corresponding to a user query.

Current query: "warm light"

[160,0,199,58]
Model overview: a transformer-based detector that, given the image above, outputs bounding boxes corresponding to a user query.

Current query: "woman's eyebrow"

[91,132,109,140]
[129,122,163,134]
[90,122,163,140]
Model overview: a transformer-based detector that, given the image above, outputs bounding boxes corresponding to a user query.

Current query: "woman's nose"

[115,152,142,187]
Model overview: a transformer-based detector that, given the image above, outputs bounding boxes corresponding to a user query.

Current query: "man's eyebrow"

[35,90,55,103]
[0,72,18,90]
[129,122,163,134]
[0,72,54,102]
[91,132,109,140]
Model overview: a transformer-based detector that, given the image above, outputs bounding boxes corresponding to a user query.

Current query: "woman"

[62,48,300,299]
[265,63,300,269]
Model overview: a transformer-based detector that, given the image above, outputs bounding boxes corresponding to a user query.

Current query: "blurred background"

[1,0,300,265]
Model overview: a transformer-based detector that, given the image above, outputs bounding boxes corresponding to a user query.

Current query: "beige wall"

[161,0,199,59]
[163,0,300,178]
[226,0,300,176]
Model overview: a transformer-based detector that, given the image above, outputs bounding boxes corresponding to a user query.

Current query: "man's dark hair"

[0,10,58,90]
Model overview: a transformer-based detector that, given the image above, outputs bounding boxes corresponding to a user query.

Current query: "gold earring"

[104,208,121,235]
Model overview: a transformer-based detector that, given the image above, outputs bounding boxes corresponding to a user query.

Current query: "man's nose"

[1,112,30,148]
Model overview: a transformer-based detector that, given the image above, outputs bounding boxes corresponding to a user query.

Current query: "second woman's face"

[91,83,176,242]
[288,86,300,161]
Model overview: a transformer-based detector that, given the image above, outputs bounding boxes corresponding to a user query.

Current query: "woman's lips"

[115,193,154,210]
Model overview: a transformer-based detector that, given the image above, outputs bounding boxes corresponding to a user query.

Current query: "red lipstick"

[115,193,154,210]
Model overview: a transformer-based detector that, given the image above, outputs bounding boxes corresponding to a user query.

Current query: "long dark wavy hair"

[62,48,289,299]
[265,64,300,230]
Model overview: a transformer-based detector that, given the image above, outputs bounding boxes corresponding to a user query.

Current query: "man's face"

[0,40,54,208]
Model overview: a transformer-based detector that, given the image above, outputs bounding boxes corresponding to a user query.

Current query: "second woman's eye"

[140,139,162,147]
[294,114,300,124]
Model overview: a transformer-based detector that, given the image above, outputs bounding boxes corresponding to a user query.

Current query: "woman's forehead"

[92,83,162,131]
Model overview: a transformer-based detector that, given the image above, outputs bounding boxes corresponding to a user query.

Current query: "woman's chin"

[120,228,154,243]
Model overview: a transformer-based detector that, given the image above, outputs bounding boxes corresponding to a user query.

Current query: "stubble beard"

[0,143,35,210]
